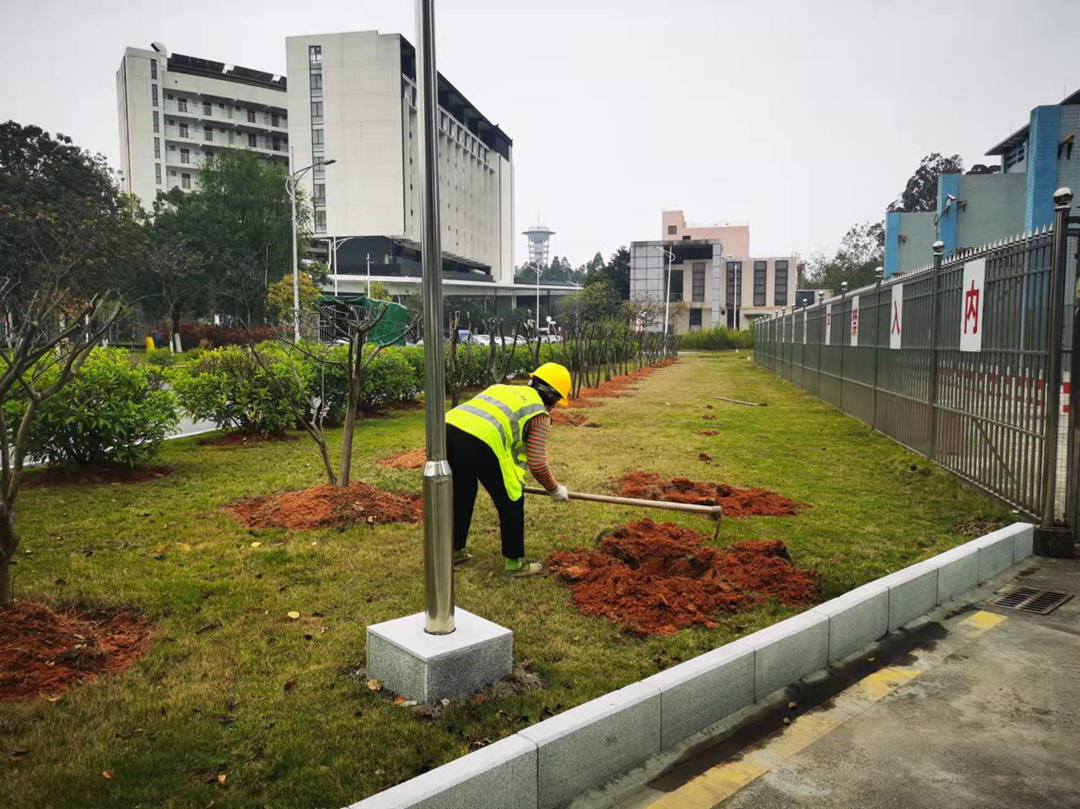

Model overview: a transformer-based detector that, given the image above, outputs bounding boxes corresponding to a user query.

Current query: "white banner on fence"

[850,295,860,346]
[890,284,903,350]
[960,258,986,353]
[825,303,832,345]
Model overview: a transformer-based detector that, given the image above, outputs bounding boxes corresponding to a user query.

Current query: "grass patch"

[0,353,1009,807]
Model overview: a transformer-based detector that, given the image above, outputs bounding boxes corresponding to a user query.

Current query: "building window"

[314,210,326,231]
[311,101,323,119]
[178,98,188,113]
[313,183,325,203]
[203,101,212,116]
[1005,142,1026,170]
[153,111,159,133]
[204,127,214,142]
[154,138,160,159]
[272,136,282,151]
[151,84,158,106]
[248,133,257,148]
[667,225,677,235]
[689,308,702,331]
[692,262,706,302]
[311,129,324,145]
[181,173,191,189]
[246,109,256,123]
[309,45,322,64]
[155,163,161,185]
[180,148,190,164]
[271,113,280,127]
[310,73,322,91]
[150,59,157,79]
[753,261,767,306]
[664,269,684,302]
[774,261,789,306]
[178,123,189,138]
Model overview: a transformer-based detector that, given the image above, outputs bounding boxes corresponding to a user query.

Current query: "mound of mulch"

[0,601,153,701]
[200,432,298,447]
[567,360,679,407]
[548,518,816,636]
[225,482,421,530]
[23,466,170,489]
[378,448,427,470]
[550,410,589,427]
[614,472,807,518]
[698,430,719,436]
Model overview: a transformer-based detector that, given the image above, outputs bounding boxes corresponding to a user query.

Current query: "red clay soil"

[614,472,807,518]
[378,448,427,470]
[225,482,421,530]
[697,430,719,436]
[550,410,589,427]
[200,432,298,447]
[23,466,170,489]
[0,601,153,702]
[567,360,678,407]
[548,518,816,636]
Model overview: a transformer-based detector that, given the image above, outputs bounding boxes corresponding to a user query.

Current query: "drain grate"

[993,587,1074,615]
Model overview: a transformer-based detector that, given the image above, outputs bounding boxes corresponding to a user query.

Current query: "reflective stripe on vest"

[446,384,548,500]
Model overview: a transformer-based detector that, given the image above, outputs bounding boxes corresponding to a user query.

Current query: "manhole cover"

[993,587,1074,615]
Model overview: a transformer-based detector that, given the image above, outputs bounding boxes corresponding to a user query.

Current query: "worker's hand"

[549,484,570,503]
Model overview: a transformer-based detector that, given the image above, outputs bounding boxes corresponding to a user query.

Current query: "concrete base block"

[883,561,938,631]
[936,546,979,604]
[816,583,888,663]
[519,681,661,809]
[641,639,755,748]
[748,611,829,700]
[366,608,512,704]
[345,735,537,809]
[975,529,1017,583]
[1012,523,1034,562]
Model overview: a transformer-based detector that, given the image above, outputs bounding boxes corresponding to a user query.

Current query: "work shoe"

[504,560,544,578]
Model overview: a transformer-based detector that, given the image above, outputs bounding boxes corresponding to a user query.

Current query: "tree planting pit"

[550,410,589,427]
[226,483,421,530]
[0,601,153,702]
[548,518,816,636]
[614,472,808,518]
[23,465,171,489]
[378,448,427,470]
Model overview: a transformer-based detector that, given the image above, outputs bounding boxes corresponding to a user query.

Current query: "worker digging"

[445,362,574,577]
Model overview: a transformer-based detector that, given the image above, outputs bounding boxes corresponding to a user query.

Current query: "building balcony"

[164,151,206,169]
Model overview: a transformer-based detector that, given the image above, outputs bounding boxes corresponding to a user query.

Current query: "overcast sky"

[2,0,1079,266]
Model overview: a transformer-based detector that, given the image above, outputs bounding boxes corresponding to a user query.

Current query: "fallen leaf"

[250,541,261,548]
[10,749,29,760]
[287,611,300,620]
[782,717,791,725]
[367,679,382,692]
[46,695,63,703]
[102,770,113,779]
[179,543,192,553]
[154,545,166,553]
[283,679,296,693]
[787,701,797,710]
[393,695,407,705]
[216,774,227,785]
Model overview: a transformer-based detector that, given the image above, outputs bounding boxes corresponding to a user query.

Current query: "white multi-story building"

[116,43,289,209]
[285,30,523,295]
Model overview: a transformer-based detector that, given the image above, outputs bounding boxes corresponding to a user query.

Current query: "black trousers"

[446,424,525,560]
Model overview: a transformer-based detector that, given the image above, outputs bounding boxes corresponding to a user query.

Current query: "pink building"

[661,210,750,258]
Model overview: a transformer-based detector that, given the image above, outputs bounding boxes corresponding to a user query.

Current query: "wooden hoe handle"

[523,486,722,522]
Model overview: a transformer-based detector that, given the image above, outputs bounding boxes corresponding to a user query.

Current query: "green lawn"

[0,352,1009,808]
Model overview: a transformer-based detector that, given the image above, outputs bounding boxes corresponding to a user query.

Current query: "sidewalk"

[610,557,1080,809]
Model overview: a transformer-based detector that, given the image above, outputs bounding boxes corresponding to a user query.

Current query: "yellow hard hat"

[530,362,571,403]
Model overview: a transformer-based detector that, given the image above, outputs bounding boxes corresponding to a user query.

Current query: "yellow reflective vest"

[446,384,548,501]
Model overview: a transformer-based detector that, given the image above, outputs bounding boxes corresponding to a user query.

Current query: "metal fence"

[756,192,1078,547]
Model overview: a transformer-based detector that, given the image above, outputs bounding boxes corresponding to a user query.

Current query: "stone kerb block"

[640,639,755,748]
[882,560,938,631]
[344,734,537,809]
[518,681,661,809]
[747,611,829,701]
[974,526,1020,583]
[814,582,889,664]
[935,545,979,604]
[1012,522,1034,562]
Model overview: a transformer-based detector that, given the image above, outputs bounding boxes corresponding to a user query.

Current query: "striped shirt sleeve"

[523,414,558,492]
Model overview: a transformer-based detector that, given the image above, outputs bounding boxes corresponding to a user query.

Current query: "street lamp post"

[330,236,357,296]
[654,245,675,339]
[286,149,336,342]
[366,253,372,298]
[525,261,543,336]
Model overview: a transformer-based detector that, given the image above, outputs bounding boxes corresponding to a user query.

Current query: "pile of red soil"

[567,360,678,407]
[0,602,153,701]
[614,472,807,518]
[23,466,170,489]
[550,410,589,426]
[548,518,816,636]
[225,482,421,530]
[378,448,427,470]
[698,430,719,436]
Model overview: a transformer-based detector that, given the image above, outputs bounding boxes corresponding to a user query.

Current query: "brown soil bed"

[697,430,719,436]
[614,472,807,518]
[200,432,298,447]
[550,410,589,427]
[548,518,816,636]
[567,359,678,407]
[225,482,421,530]
[0,601,153,702]
[378,448,427,470]
[23,465,170,489]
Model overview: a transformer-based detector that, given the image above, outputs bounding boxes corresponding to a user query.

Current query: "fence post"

[1037,189,1073,554]
[1069,213,1079,541]
[928,241,945,460]
[872,267,884,430]
[816,291,825,395]
[839,281,848,406]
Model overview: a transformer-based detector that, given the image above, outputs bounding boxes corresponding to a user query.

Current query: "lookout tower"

[523,219,555,266]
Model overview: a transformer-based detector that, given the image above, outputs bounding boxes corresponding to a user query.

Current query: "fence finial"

[1053,187,1073,207]
[932,241,945,256]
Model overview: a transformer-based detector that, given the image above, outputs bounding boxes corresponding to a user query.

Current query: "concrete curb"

[345,522,1034,809]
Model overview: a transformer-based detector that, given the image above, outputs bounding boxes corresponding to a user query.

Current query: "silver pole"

[416,0,454,635]
[928,241,945,459]
[289,146,300,343]
[1040,188,1072,529]
[332,237,339,296]
[366,253,372,298]
[663,248,671,337]
[535,263,540,337]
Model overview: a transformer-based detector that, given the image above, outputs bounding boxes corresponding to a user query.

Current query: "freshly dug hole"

[614,472,807,517]
[226,482,421,530]
[548,518,816,636]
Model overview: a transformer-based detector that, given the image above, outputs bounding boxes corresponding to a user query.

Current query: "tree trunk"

[0,505,17,606]
[337,336,363,487]
[171,301,183,352]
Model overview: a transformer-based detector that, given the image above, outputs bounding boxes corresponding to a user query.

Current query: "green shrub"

[171,345,305,436]
[10,348,179,470]
[678,325,754,351]
[145,347,180,367]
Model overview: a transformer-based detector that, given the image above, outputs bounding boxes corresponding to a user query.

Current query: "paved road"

[612,557,1080,809]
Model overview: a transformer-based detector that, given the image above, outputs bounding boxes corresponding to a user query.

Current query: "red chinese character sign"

[849,295,860,346]
[889,283,903,350]
[824,303,832,345]
[960,258,986,353]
